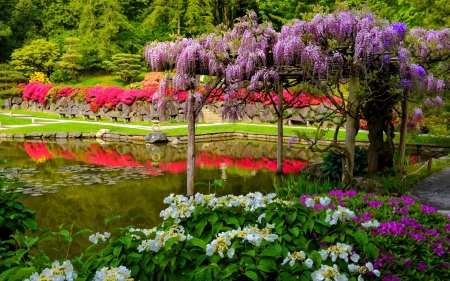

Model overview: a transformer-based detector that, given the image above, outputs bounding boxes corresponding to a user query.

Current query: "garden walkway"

[409,162,450,215]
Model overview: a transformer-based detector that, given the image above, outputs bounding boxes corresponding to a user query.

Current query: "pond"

[0,139,321,247]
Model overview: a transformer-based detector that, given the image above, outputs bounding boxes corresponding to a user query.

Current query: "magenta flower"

[369,200,383,208]
[417,262,428,271]
[434,246,445,256]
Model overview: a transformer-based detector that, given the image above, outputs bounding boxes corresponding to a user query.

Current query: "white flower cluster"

[89,232,111,244]
[305,196,331,207]
[361,220,380,228]
[129,227,157,239]
[319,243,360,263]
[93,266,134,281]
[312,264,348,281]
[25,260,77,281]
[348,262,381,281]
[137,224,192,253]
[281,251,314,268]
[161,192,291,223]
[325,206,355,225]
[206,223,278,258]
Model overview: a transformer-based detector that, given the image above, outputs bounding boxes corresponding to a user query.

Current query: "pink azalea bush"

[19,82,338,112]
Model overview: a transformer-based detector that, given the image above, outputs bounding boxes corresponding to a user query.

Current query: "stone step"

[202,108,223,123]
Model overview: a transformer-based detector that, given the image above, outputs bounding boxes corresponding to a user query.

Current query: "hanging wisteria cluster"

[145,9,447,122]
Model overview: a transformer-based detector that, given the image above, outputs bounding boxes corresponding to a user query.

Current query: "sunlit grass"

[57,73,147,88]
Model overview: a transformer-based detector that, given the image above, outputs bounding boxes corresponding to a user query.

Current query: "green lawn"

[0,110,189,126]
[0,123,151,135]
[0,114,32,125]
[57,73,147,88]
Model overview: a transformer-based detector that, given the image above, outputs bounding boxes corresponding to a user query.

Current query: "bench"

[82,113,102,121]
[58,112,77,119]
[110,115,131,123]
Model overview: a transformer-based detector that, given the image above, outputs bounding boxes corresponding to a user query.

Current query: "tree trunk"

[186,94,195,196]
[397,89,410,175]
[276,79,283,175]
[342,74,359,188]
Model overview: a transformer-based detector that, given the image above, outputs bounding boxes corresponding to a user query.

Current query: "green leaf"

[320,236,335,244]
[113,245,122,257]
[22,218,37,231]
[189,238,206,250]
[282,234,292,242]
[196,218,208,237]
[0,266,21,281]
[242,250,255,257]
[259,250,281,258]
[60,230,70,237]
[207,213,218,226]
[354,230,369,246]
[8,267,36,281]
[289,227,300,238]
[363,243,379,260]
[244,270,259,281]
[224,217,239,228]
[309,251,322,267]
[195,268,212,281]
[165,237,180,251]
[129,264,140,276]
[212,221,223,235]
[73,229,93,238]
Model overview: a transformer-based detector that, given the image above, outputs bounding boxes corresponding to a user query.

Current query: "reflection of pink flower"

[23,142,54,160]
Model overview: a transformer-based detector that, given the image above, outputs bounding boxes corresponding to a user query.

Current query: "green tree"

[0,64,27,98]
[76,0,132,70]
[55,37,84,82]
[10,39,60,76]
[40,0,79,36]
[102,53,144,84]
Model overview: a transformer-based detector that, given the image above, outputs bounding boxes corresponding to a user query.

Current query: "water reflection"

[0,139,320,255]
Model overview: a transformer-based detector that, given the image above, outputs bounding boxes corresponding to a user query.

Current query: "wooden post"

[186,93,196,196]
[276,79,284,176]
[397,89,410,175]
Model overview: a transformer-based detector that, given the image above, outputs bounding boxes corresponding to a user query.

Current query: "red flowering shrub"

[140,72,164,88]
[23,82,54,104]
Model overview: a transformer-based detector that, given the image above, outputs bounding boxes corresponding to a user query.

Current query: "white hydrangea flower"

[348,262,380,280]
[320,197,331,206]
[312,264,348,281]
[325,206,355,225]
[305,258,314,268]
[320,243,359,263]
[361,220,380,228]
[89,232,110,244]
[305,198,315,207]
[24,260,77,281]
[282,251,307,267]
[94,266,133,281]
[136,224,190,253]
[257,213,266,224]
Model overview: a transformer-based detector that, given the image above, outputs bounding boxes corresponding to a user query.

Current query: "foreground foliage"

[1,186,449,281]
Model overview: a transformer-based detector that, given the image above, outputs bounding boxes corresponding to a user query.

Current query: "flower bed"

[13,190,449,280]
[17,82,339,110]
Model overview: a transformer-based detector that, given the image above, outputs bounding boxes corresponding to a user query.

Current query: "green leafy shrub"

[50,69,72,83]
[0,160,37,238]
[0,64,27,99]
[322,146,368,178]
[102,53,144,84]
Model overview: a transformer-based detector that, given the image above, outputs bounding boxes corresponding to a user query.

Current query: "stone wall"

[3,97,334,125]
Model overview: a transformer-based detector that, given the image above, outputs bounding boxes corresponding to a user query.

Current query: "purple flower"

[417,262,428,271]
[345,190,357,197]
[392,22,408,37]
[434,246,445,256]
[396,78,412,89]
[444,224,450,232]
[422,204,438,214]
[287,136,297,148]
[410,108,423,122]
[369,200,383,209]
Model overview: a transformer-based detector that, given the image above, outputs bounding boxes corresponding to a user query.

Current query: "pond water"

[0,139,321,247]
